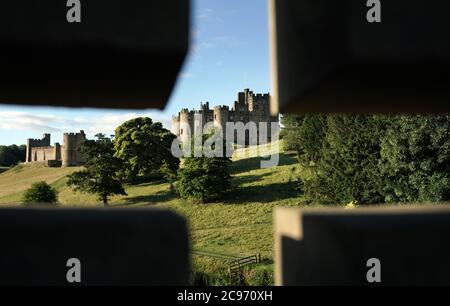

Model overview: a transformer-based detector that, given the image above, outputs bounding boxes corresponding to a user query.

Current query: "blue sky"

[0,0,270,145]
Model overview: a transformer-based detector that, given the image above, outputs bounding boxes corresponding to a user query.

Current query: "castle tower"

[213,106,229,137]
[26,133,50,162]
[171,114,180,137]
[62,130,86,167]
[179,109,194,143]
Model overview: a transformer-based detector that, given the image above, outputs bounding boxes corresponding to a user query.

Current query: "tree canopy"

[113,117,179,183]
[284,114,450,205]
[0,144,26,167]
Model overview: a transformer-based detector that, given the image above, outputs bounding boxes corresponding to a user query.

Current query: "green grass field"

[0,143,304,256]
[0,142,310,284]
[0,142,443,284]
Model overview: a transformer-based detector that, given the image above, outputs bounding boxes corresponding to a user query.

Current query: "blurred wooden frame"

[0,0,190,109]
[275,206,450,286]
[269,0,450,115]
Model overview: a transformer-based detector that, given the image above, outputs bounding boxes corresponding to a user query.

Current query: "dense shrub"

[22,181,57,204]
[243,265,274,286]
[380,115,450,203]
[191,259,274,286]
[176,131,231,203]
[288,114,450,205]
[190,257,230,286]
[282,114,328,163]
[176,156,231,203]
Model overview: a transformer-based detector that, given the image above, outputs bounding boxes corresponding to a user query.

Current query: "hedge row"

[281,114,450,204]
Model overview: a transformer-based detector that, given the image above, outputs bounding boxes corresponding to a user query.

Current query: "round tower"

[171,115,180,136]
[62,131,86,167]
[179,109,192,144]
[61,133,73,167]
[213,106,229,137]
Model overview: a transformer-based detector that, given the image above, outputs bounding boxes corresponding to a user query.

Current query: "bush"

[22,181,58,204]
[190,257,230,286]
[244,265,274,286]
[176,156,231,203]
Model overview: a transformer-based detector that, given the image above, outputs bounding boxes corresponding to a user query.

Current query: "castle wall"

[29,144,60,163]
[26,133,50,162]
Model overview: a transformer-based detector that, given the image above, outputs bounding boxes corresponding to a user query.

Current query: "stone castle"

[171,89,279,144]
[26,131,86,167]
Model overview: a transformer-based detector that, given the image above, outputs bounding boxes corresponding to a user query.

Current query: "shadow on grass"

[223,181,299,204]
[231,172,273,186]
[230,152,297,174]
[120,189,177,206]
[0,167,10,174]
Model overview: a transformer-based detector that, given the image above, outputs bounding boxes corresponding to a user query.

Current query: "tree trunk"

[102,195,109,207]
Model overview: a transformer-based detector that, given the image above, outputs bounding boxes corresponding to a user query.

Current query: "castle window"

[181,129,183,135]
[214,114,217,119]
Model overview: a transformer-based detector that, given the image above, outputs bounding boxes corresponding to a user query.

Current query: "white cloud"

[0,110,172,141]
[0,111,63,132]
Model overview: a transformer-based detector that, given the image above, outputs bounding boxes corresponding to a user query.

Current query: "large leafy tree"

[302,115,386,204]
[294,114,450,205]
[67,134,126,206]
[113,117,179,183]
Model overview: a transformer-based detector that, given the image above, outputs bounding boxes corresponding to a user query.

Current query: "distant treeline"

[281,114,450,205]
[0,144,26,167]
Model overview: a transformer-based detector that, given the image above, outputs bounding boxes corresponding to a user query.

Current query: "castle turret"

[213,106,229,137]
[179,109,194,143]
[62,130,86,167]
[171,114,180,136]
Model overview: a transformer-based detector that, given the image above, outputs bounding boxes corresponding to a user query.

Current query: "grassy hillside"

[0,142,306,284]
[0,163,82,204]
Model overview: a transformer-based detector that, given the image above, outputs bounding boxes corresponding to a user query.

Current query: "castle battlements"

[171,89,279,144]
[213,105,229,110]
